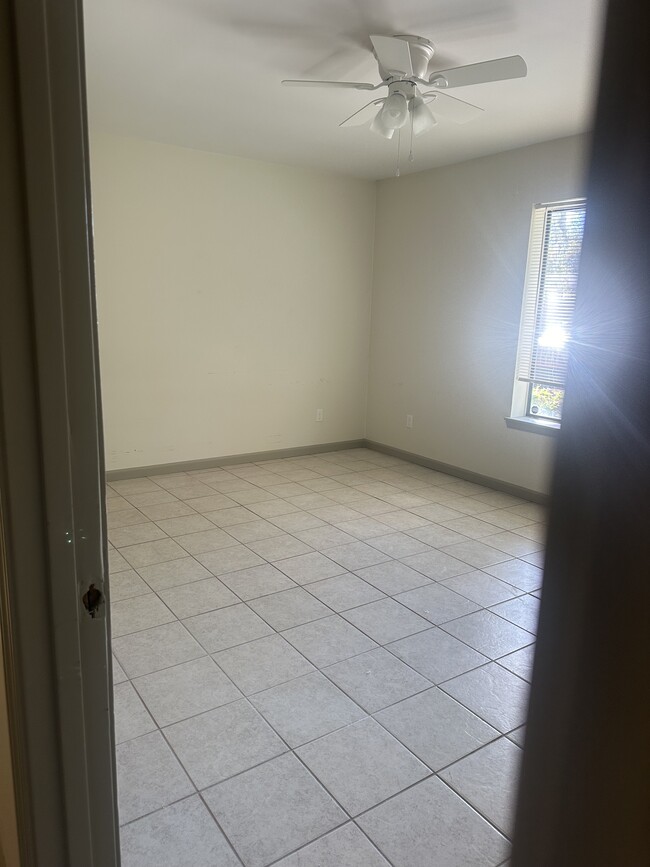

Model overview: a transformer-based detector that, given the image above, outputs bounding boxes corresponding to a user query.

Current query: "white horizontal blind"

[516,201,586,388]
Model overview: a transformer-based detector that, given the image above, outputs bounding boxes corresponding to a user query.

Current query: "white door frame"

[0,0,118,864]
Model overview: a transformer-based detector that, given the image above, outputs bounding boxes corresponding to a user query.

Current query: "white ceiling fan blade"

[370,34,413,76]
[282,79,375,90]
[429,55,527,88]
[340,99,386,128]
[423,91,484,124]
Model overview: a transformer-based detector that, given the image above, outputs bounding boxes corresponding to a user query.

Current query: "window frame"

[508,197,586,432]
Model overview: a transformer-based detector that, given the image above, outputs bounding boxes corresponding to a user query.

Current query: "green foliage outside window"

[529,383,564,420]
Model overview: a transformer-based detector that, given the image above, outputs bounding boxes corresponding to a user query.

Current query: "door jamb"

[0,0,118,864]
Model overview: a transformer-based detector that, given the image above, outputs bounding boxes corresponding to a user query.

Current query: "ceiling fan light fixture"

[379,92,409,130]
[370,110,395,139]
[411,97,437,136]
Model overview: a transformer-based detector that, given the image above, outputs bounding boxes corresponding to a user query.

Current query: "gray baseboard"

[364,439,549,505]
[107,436,548,504]
[105,439,365,481]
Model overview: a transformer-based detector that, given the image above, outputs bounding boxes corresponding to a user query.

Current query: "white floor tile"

[111,449,543,866]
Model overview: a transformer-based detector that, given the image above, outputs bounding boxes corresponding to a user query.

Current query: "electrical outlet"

[316,409,324,422]
[406,414,413,429]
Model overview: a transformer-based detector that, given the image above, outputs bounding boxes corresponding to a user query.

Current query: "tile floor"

[108,448,544,867]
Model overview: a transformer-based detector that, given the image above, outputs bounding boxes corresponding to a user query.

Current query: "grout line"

[195,790,248,867]
[435,775,514,844]
[349,821,399,867]
[117,791,197,830]
[131,624,316,864]
[352,770,513,847]
[155,676,257,867]
[113,577,532,693]
[438,575,529,605]
[260,819,356,867]
[161,663,360,857]
[315,651,434,714]
[119,785,247,867]
[115,559,533,693]
[109,450,536,862]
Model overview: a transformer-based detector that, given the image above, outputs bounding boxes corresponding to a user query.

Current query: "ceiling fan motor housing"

[387,80,416,99]
[377,34,435,81]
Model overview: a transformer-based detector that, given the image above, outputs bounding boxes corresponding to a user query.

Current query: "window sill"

[505,416,561,437]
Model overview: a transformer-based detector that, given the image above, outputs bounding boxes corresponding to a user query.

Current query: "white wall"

[91,134,376,471]
[93,133,588,493]
[367,136,588,494]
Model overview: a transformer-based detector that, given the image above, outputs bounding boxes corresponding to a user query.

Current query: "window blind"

[516,201,586,388]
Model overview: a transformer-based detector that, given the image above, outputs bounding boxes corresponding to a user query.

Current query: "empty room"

[84,0,604,865]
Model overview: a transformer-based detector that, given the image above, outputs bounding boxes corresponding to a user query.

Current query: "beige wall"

[91,134,376,471]
[92,133,588,494]
[367,136,588,494]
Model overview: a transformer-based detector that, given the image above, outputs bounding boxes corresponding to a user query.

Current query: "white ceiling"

[83,0,605,180]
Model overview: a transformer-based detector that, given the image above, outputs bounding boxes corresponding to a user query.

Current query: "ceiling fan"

[282,34,526,143]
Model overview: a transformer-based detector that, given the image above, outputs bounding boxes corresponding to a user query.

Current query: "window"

[513,199,586,425]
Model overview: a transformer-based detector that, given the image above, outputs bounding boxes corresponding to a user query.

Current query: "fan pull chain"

[409,108,415,163]
[395,128,401,177]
